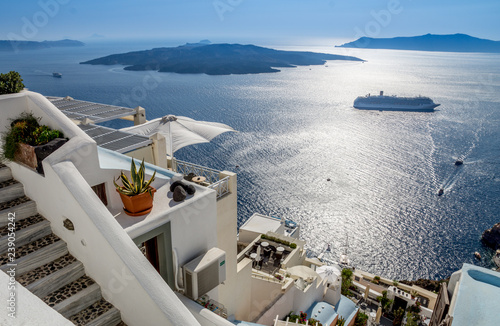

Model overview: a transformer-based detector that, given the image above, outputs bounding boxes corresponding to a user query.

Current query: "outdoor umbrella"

[121,115,236,158]
[287,265,319,282]
[375,306,382,323]
[316,264,342,285]
[364,284,371,300]
[255,246,262,263]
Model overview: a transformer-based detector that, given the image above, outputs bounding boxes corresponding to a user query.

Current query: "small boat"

[52,72,62,78]
[438,189,444,196]
[455,160,463,166]
[474,252,481,260]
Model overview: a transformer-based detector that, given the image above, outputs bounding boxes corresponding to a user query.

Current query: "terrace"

[173,158,230,199]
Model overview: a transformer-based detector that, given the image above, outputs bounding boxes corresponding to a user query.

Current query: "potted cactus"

[114,158,156,216]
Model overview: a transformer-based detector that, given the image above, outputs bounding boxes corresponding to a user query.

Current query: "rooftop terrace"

[450,264,500,326]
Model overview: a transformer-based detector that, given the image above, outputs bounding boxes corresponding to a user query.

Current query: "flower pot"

[14,143,37,170]
[117,187,156,216]
[14,138,67,174]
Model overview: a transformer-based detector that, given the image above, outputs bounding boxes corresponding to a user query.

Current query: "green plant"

[392,307,405,326]
[405,312,420,326]
[372,275,381,284]
[0,71,25,95]
[1,112,64,161]
[308,318,322,326]
[354,312,368,326]
[114,158,156,197]
[408,302,421,314]
[393,280,399,287]
[286,311,300,323]
[376,290,393,312]
[336,316,346,326]
[410,290,419,298]
[260,234,297,249]
[341,268,353,296]
[33,126,63,145]
[284,311,322,326]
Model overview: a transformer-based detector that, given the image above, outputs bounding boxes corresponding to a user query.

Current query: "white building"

[0,91,354,326]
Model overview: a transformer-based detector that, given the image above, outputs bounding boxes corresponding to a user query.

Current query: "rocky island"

[482,222,500,249]
[0,39,84,51]
[80,42,363,75]
[336,33,500,53]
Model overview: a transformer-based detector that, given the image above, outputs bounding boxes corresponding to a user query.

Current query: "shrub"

[341,268,353,296]
[308,318,322,326]
[284,311,322,326]
[1,112,64,161]
[405,312,420,326]
[408,302,421,314]
[376,290,393,312]
[260,234,297,249]
[0,71,25,95]
[392,307,405,326]
[354,312,368,326]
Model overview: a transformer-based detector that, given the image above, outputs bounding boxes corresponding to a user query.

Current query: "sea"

[1,40,499,281]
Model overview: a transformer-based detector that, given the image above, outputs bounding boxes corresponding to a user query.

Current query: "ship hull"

[353,93,440,112]
[353,103,439,112]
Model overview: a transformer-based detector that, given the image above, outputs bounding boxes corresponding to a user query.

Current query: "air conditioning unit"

[183,247,226,300]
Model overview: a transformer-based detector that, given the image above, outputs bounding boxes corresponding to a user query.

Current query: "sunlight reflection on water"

[2,45,499,280]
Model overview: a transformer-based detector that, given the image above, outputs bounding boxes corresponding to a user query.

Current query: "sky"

[1,0,499,45]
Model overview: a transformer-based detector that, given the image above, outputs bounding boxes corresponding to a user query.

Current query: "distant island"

[0,39,85,52]
[80,42,363,75]
[336,33,500,53]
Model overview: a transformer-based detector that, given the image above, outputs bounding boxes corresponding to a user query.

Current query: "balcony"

[173,158,230,199]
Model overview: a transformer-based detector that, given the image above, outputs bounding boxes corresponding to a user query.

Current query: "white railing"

[174,159,221,184]
[251,271,284,285]
[208,176,230,199]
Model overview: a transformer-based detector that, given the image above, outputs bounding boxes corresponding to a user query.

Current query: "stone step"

[0,219,52,253]
[0,166,12,183]
[86,307,123,326]
[26,261,85,299]
[0,239,68,275]
[52,282,102,318]
[0,198,38,227]
[70,299,122,326]
[0,182,24,204]
[17,253,77,287]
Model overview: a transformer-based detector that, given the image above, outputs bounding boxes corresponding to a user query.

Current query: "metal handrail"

[174,158,221,184]
[208,176,230,199]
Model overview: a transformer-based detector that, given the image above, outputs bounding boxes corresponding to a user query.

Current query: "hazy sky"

[1,0,499,45]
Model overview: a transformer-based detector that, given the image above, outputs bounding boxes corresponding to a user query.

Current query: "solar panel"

[77,124,152,153]
[46,96,151,153]
[47,96,137,123]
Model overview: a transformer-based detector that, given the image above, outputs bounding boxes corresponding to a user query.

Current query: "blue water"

[1,42,499,280]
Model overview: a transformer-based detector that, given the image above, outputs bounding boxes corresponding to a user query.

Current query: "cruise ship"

[353,91,440,111]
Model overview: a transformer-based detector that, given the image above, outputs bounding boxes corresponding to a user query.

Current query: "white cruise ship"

[353,91,440,111]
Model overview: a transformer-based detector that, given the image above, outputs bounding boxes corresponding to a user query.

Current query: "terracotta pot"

[117,187,156,216]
